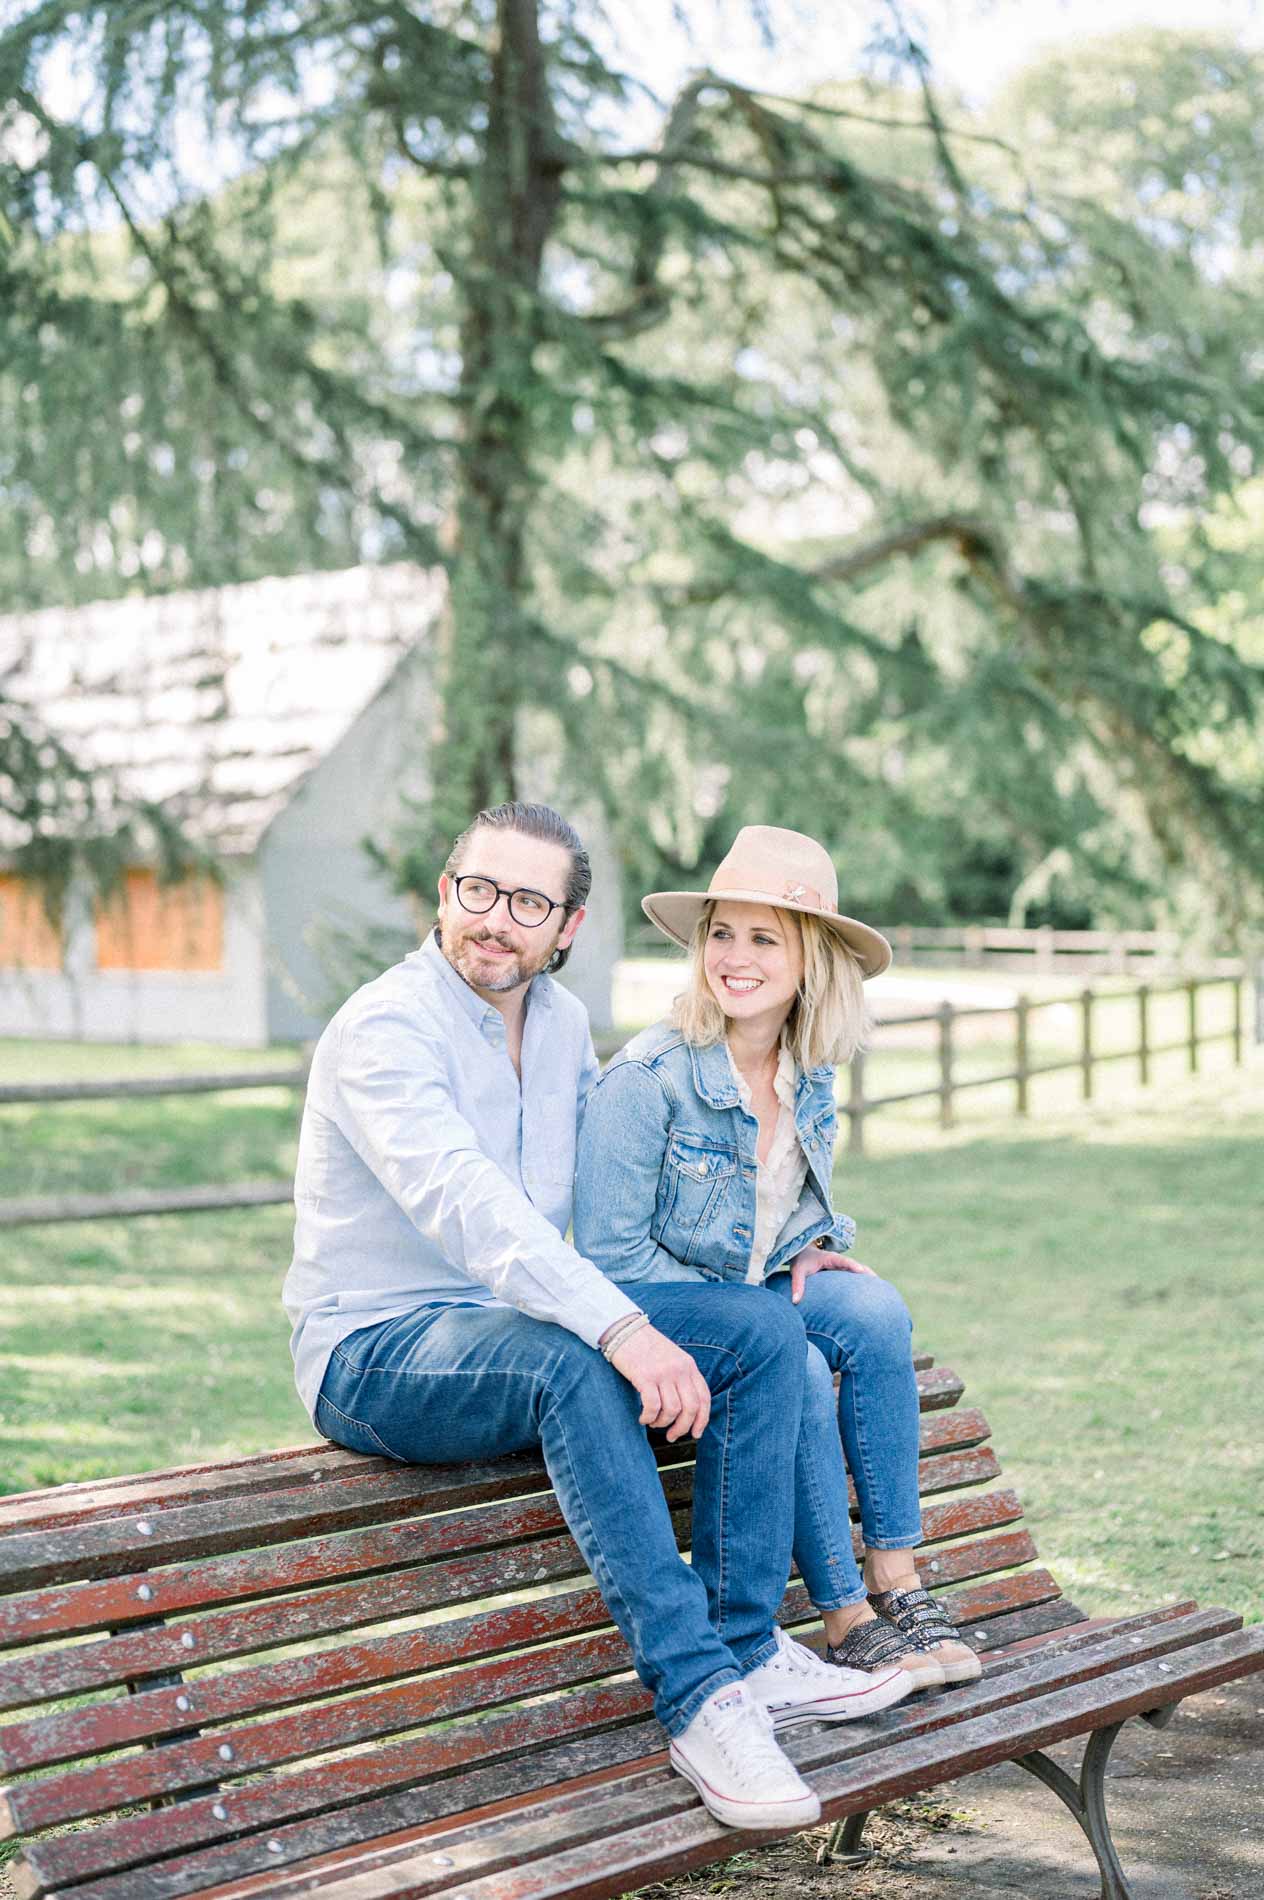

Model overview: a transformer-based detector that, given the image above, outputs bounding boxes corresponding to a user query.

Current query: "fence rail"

[0,1066,307,1107]
[0,969,1255,1222]
[843,970,1246,1155]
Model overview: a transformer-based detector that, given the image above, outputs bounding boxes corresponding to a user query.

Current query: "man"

[284,801,905,1831]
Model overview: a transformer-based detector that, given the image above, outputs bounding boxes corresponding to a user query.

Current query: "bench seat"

[1,1354,1259,1900]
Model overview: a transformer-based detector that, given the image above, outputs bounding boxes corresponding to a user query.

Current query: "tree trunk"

[430,0,562,851]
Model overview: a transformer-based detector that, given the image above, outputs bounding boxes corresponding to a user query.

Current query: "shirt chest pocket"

[657,1136,739,1261]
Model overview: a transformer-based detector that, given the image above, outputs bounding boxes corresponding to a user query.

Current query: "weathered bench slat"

[3,1524,1036,1813]
[0,1466,697,1658]
[912,1367,963,1410]
[0,1457,674,1598]
[276,1627,1264,1900]
[131,1607,1249,1900]
[5,1447,989,1666]
[13,1611,1186,1900]
[0,1446,384,1537]
[943,1568,1061,1624]
[6,1624,643,1833]
[187,1609,1235,1900]
[8,1674,657,1897]
[0,1357,946,1546]
[2,1485,1027,1759]
[50,1725,671,1900]
[917,1405,989,1455]
[0,1369,963,1599]
[910,1528,1036,1592]
[918,1487,1021,1546]
[10,1349,1241,1900]
[912,1445,998,1498]
[5,1566,1069,1898]
[0,1517,680,1721]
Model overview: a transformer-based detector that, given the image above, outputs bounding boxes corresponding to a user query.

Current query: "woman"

[575,825,980,1689]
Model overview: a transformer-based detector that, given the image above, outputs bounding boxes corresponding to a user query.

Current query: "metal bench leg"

[118,1609,210,1808]
[815,1810,872,1867]
[1016,1719,1139,1900]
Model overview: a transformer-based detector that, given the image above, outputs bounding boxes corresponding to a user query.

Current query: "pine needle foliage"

[1,5,1262,930]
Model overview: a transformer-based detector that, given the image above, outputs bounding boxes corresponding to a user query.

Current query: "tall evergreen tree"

[2,7,1261,927]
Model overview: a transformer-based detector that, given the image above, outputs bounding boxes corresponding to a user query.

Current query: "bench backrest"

[0,1355,1081,1900]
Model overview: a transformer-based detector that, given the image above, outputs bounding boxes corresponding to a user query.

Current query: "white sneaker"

[669,1682,821,1830]
[744,1626,914,1727]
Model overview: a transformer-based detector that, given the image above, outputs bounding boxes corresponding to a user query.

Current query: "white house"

[0,565,622,1046]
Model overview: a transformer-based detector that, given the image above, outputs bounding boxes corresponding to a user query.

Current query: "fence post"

[938,1002,955,1129]
[847,1050,866,1158]
[895,925,914,966]
[1036,926,1055,975]
[965,925,985,969]
[1014,995,1030,1116]
[1232,974,1243,1067]
[1080,988,1094,1101]
[1137,984,1151,1087]
[1187,979,1198,1073]
[1254,954,1264,1046]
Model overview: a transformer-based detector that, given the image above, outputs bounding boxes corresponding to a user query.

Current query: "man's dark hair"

[445,801,592,973]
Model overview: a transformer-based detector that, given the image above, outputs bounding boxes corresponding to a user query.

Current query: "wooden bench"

[1,1351,1260,1900]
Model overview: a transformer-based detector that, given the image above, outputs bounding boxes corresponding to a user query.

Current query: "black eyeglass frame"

[452,874,566,929]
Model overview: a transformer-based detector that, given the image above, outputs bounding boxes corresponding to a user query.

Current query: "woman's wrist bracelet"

[599,1311,650,1360]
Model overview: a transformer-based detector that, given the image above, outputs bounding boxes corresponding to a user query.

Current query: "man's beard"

[444,923,555,993]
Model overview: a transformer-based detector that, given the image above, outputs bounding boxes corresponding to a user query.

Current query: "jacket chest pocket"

[802,1106,837,1162]
[658,1137,739,1262]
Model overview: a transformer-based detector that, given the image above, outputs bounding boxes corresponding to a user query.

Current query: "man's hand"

[608,1325,712,1441]
[790,1247,877,1304]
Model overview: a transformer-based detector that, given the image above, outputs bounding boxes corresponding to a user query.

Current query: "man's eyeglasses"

[453,875,565,929]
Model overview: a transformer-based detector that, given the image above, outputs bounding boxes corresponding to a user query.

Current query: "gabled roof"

[0,563,444,854]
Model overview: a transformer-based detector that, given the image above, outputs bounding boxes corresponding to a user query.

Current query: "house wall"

[0,864,269,1047]
[259,652,432,1042]
[261,659,623,1040]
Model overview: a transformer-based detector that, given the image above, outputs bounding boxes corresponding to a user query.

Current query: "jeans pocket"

[314,1388,406,1463]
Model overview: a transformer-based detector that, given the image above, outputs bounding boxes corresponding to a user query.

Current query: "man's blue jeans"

[768,1270,924,1611]
[314,1282,807,1736]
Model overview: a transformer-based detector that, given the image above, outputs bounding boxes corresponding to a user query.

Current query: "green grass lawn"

[0,1046,1260,1638]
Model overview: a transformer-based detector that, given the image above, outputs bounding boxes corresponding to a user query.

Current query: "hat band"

[708,876,836,912]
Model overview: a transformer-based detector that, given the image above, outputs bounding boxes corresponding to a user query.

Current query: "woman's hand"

[608,1326,712,1441]
[790,1246,877,1304]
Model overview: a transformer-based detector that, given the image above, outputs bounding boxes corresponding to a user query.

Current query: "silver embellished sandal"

[868,1584,983,1683]
[827,1610,945,1691]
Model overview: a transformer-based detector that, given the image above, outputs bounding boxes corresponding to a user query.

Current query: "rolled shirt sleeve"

[335,1006,639,1349]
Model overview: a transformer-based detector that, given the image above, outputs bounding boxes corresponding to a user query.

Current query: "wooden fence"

[844,969,1248,1156]
[628,920,1239,976]
[0,970,1254,1223]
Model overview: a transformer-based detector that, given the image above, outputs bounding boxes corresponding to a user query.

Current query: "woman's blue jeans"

[314,1281,806,1737]
[768,1270,924,1611]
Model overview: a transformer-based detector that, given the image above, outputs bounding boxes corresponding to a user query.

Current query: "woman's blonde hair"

[670,902,870,1070]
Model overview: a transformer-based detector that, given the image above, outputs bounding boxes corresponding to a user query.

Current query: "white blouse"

[727,1042,808,1284]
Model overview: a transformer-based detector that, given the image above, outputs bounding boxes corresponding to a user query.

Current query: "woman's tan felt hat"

[642,825,892,979]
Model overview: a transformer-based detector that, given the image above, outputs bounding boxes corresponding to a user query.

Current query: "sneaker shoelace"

[703,1694,793,1781]
[766,1631,825,1678]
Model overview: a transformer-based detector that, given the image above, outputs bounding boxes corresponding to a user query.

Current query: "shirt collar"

[725,1039,797,1112]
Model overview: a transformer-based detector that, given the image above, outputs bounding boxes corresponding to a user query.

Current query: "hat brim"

[641,889,892,980]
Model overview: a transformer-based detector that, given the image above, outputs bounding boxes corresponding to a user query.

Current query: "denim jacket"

[573,1021,856,1288]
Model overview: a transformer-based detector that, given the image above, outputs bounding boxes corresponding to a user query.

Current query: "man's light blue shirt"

[283,932,638,1419]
